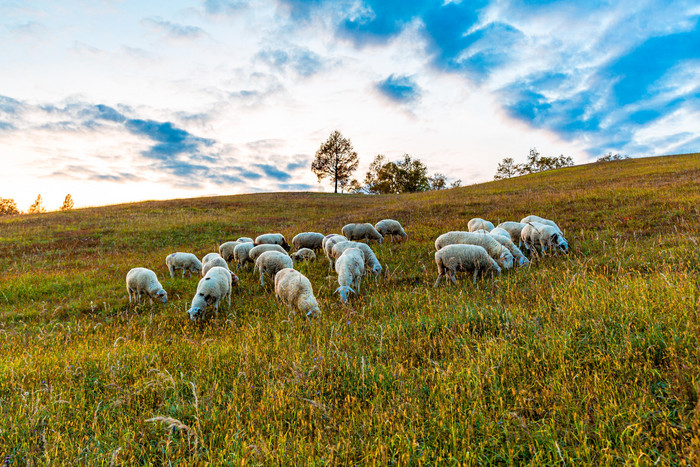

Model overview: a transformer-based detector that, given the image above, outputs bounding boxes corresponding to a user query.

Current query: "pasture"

[1,153,698,464]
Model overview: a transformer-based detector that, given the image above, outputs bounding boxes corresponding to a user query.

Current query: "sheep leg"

[473,269,479,284]
[259,271,265,287]
[128,288,133,303]
[433,273,443,288]
[449,269,458,285]
[169,267,175,278]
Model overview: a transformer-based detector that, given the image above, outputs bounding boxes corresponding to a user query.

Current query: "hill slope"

[1,153,699,463]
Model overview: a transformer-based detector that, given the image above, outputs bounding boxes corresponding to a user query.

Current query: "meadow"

[0,153,698,464]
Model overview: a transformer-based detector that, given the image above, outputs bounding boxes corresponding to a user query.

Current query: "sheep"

[374,219,408,243]
[520,215,564,236]
[254,250,294,286]
[292,232,325,251]
[468,218,495,232]
[219,241,242,262]
[434,244,502,286]
[341,223,384,244]
[435,231,514,270]
[323,235,348,270]
[290,248,316,263]
[488,231,530,267]
[126,267,167,304]
[254,233,291,251]
[202,256,230,277]
[322,233,346,251]
[521,222,570,256]
[490,227,511,240]
[237,237,254,243]
[186,266,233,321]
[331,241,382,275]
[165,252,202,278]
[202,252,223,267]
[496,221,528,247]
[274,268,320,318]
[334,248,365,302]
[249,244,288,263]
[233,242,256,270]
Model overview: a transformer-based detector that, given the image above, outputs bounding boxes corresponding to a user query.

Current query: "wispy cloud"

[141,17,206,40]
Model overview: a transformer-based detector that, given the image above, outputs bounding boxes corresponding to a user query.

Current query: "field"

[1,153,699,464]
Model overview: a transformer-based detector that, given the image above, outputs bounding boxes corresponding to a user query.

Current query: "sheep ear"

[204,294,214,304]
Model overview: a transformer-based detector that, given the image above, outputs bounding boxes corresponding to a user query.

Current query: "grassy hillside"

[1,153,698,464]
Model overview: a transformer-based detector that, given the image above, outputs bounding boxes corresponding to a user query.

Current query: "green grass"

[1,153,699,464]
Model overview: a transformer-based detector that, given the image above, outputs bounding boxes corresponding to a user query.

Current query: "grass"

[1,153,699,464]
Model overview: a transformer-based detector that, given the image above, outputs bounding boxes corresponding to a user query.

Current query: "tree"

[394,154,430,193]
[493,148,574,180]
[0,197,20,216]
[597,152,630,162]
[311,130,359,193]
[429,173,448,190]
[27,194,46,214]
[450,179,462,188]
[60,194,74,211]
[494,157,520,180]
[363,154,454,194]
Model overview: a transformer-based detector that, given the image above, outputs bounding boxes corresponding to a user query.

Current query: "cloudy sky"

[1,0,698,209]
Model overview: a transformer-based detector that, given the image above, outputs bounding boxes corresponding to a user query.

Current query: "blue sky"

[1,0,698,209]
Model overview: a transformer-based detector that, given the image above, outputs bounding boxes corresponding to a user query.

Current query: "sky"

[1,0,698,210]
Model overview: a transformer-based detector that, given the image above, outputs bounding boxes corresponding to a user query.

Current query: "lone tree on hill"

[311,130,359,193]
[60,194,74,211]
[27,194,46,214]
[0,197,20,216]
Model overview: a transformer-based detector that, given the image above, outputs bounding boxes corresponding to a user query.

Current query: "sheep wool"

[334,248,364,302]
[292,232,325,251]
[233,242,256,270]
[254,233,291,251]
[274,268,321,318]
[434,244,501,286]
[496,221,528,247]
[126,267,167,304]
[237,237,254,243]
[489,231,530,267]
[202,252,223,266]
[219,241,242,262]
[290,248,317,263]
[331,241,382,275]
[187,266,233,321]
[467,218,495,232]
[323,235,348,270]
[249,244,288,262]
[202,256,230,277]
[520,215,564,236]
[165,252,202,278]
[374,219,408,243]
[254,250,294,286]
[521,222,569,255]
[341,223,384,244]
[435,231,514,270]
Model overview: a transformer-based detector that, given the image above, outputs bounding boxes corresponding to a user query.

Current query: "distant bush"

[0,197,20,216]
[60,194,75,211]
[597,152,630,162]
[27,194,46,214]
[494,148,573,180]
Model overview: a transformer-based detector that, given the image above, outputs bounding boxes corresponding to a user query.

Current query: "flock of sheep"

[125,215,569,321]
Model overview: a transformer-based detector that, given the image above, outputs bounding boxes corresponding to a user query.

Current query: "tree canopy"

[494,148,573,180]
[311,130,359,193]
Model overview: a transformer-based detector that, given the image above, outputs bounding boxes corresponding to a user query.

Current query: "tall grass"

[1,153,699,464]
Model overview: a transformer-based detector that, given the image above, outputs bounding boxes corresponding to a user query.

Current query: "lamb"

[165,252,202,278]
[341,223,384,244]
[488,231,530,267]
[334,247,365,303]
[254,250,294,286]
[374,219,408,243]
[520,215,564,236]
[202,256,230,276]
[237,237,254,243]
[249,244,288,263]
[323,235,348,271]
[496,221,528,247]
[186,266,233,321]
[434,244,502,286]
[233,242,256,270]
[219,241,242,262]
[274,268,321,318]
[126,267,167,304]
[467,218,495,232]
[292,232,325,251]
[521,222,569,255]
[254,233,291,251]
[434,231,514,270]
[331,241,382,275]
[290,248,316,263]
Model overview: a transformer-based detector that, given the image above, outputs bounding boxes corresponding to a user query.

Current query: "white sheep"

[374,219,407,243]
[334,247,365,302]
[254,250,294,286]
[520,215,564,235]
[202,256,230,277]
[331,241,382,275]
[126,267,167,304]
[237,237,254,243]
[434,244,502,287]
[233,242,256,270]
[249,244,288,263]
[186,266,233,321]
[165,252,202,278]
[202,252,223,267]
[435,231,514,270]
[322,233,346,251]
[274,268,321,318]
[292,232,325,251]
[290,248,316,263]
[521,222,570,256]
[341,223,384,244]
[323,234,348,270]
[488,231,530,267]
[254,233,291,251]
[468,218,495,232]
[219,241,242,262]
[496,221,528,247]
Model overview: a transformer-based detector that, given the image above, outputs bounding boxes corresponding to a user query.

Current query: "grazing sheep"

[186,266,233,321]
[202,256,230,277]
[254,233,291,251]
[126,267,167,304]
[488,231,530,267]
[219,241,242,262]
[254,251,294,286]
[334,248,365,303]
[249,244,288,263]
[489,227,511,240]
[291,248,316,263]
[341,223,384,244]
[331,241,382,275]
[233,242,256,270]
[165,252,202,278]
[468,218,495,232]
[274,268,320,318]
[521,222,570,256]
[374,219,408,243]
[202,252,223,267]
[520,215,564,235]
[292,232,325,251]
[323,235,348,270]
[434,244,502,287]
[322,233,346,251]
[237,237,254,243]
[435,231,514,270]
[496,221,528,247]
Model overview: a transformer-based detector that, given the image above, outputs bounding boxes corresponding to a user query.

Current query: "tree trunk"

[334,155,338,193]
